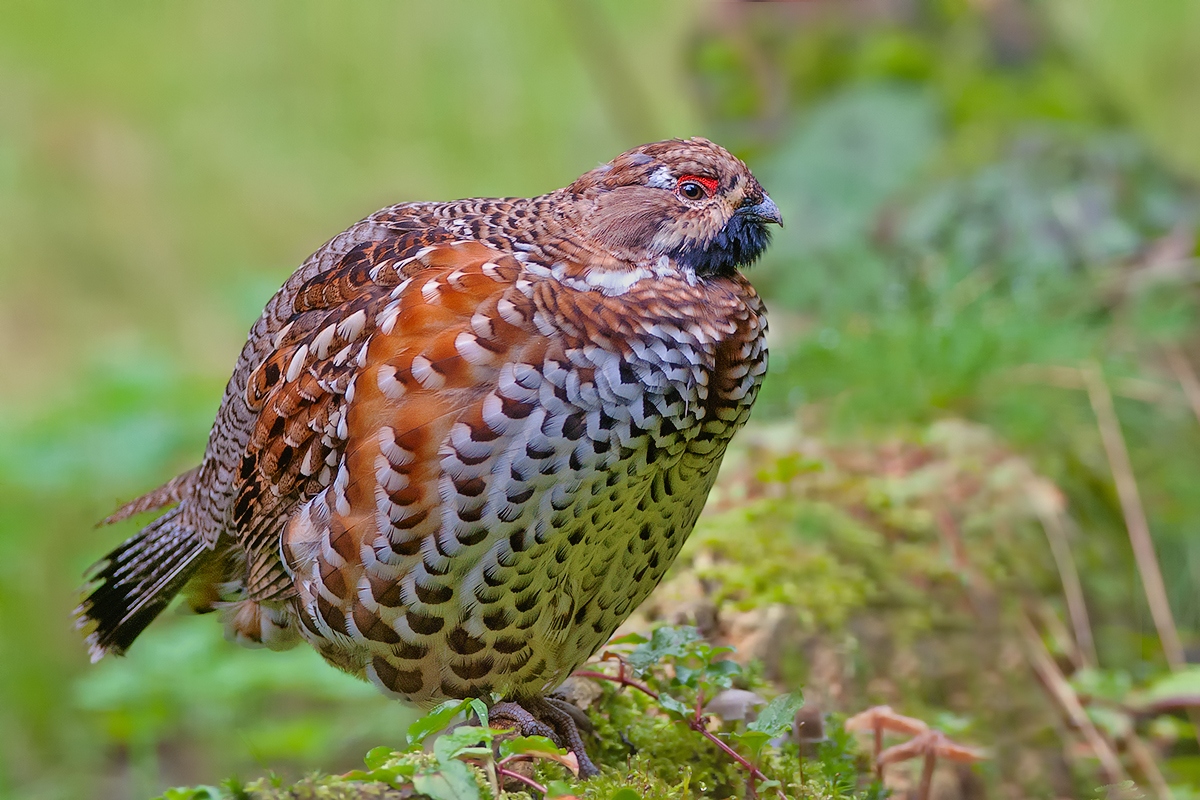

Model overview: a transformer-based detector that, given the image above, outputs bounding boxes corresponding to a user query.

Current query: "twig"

[1018,614,1128,784]
[1126,734,1175,800]
[1081,362,1178,656]
[496,766,547,796]
[1081,362,1187,670]
[1164,344,1200,429]
[1036,507,1098,668]
[574,664,786,799]
[1007,363,1180,405]
[572,669,657,699]
[1083,362,1200,754]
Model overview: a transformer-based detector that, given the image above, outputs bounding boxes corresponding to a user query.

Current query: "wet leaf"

[412,758,481,800]
[747,692,804,737]
[363,745,395,770]
[658,693,692,717]
[627,626,701,675]
[407,699,476,747]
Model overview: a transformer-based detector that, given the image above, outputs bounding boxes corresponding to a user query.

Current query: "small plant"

[154,698,581,800]
[573,626,807,799]
[346,698,582,799]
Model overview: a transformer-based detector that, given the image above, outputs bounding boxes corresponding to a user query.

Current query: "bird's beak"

[740,194,783,226]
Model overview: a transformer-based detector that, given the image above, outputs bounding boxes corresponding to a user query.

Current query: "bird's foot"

[489,697,600,779]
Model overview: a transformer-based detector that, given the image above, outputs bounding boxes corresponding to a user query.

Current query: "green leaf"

[747,692,805,737]
[1070,668,1134,703]
[610,789,642,800]
[468,698,489,727]
[497,735,579,775]
[627,626,702,675]
[1144,666,1200,704]
[673,664,698,686]
[703,659,742,689]
[497,734,567,759]
[734,730,773,755]
[363,745,395,770]
[407,699,476,746]
[1086,705,1133,740]
[658,693,692,717]
[412,759,482,800]
[432,726,495,764]
[546,780,580,798]
[155,789,224,800]
[608,632,649,646]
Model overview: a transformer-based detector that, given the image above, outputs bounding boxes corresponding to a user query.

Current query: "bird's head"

[567,137,782,278]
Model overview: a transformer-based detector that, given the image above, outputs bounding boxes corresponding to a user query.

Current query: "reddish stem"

[572,669,658,699]
[573,665,787,800]
[496,765,547,796]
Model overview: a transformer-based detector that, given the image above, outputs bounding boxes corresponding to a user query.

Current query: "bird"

[75,137,780,776]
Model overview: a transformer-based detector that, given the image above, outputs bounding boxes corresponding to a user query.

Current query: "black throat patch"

[670,213,773,278]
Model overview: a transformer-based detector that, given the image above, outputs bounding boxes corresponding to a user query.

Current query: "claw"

[490,698,601,779]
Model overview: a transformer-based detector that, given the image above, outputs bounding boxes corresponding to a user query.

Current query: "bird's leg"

[489,697,601,779]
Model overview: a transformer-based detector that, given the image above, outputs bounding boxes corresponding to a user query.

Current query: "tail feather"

[75,506,210,662]
[100,465,202,526]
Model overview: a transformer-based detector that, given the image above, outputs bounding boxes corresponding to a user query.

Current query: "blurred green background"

[2,1,1199,798]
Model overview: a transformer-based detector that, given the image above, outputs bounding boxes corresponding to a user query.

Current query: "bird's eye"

[676,175,717,201]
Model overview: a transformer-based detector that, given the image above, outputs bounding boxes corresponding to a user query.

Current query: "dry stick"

[1125,734,1175,800]
[1082,361,1185,668]
[1162,344,1200,756]
[1036,507,1098,668]
[1081,361,1200,752]
[1165,344,1200,428]
[1018,614,1128,785]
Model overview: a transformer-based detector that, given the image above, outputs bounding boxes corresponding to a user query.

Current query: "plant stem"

[1126,733,1175,800]
[574,666,787,799]
[1018,613,1127,784]
[1165,344,1200,428]
[496,766,547,796]
[1082,362,1200,752]
[1036,506,1097,668]
[572,669,657,698]
[1082,361,1184,668]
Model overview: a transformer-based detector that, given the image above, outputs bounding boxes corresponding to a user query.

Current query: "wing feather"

[232,235,520,600]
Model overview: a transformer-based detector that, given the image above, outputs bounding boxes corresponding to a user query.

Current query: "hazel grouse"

[76,137,781,775]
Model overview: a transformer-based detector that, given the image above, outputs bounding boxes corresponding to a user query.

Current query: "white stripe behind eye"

[647,165,674,190]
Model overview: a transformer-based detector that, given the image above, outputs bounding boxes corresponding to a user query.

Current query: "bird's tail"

[74,506,210,662]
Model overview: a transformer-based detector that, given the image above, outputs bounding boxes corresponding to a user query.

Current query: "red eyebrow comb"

[679,175,719,195]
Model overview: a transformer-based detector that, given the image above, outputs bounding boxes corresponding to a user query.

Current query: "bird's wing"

[228,223,480,600]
